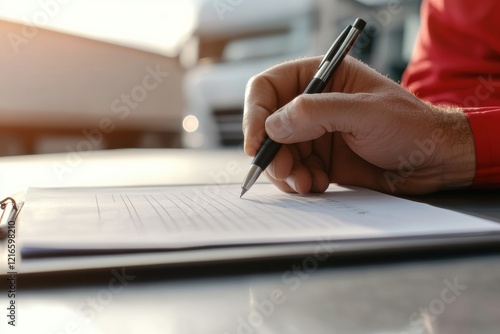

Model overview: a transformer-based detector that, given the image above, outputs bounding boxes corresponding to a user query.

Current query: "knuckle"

[289,96,310,116]
[245,73,261,91]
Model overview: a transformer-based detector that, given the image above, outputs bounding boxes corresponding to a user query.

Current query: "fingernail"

[286,173,298,193]
[266,109,293,139]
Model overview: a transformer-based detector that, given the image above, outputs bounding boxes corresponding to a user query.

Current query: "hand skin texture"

[242,56,476,195]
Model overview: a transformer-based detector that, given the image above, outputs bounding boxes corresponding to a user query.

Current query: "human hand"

[242,56,475,195]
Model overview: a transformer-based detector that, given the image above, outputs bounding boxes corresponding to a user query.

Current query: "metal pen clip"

[318,24,352,69]
[320,19,366,82]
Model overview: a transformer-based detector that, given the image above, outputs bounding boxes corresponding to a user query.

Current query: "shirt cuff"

[463,107,500,187]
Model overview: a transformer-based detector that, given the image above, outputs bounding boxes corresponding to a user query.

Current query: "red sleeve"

[402,0,500,187]
[463,107,500,187]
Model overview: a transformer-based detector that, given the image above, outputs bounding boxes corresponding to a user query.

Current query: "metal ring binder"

[0,197,19,239]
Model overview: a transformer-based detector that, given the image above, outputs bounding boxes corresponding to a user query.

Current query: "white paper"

[19,183,500,254]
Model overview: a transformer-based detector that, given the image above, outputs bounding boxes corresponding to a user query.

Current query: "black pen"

[240,18,366,197]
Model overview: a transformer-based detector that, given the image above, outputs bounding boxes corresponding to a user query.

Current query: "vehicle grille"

[213,108,244,146]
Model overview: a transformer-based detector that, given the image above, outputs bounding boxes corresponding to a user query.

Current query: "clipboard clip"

[0,197,19,239]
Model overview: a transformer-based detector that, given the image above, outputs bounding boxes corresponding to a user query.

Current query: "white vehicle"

[181,0,421,148]
[181,0,317,148]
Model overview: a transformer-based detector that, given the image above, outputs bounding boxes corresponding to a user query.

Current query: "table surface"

[1,148,500,334]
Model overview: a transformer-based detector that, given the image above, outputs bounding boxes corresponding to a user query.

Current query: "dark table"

[1,149,499,334]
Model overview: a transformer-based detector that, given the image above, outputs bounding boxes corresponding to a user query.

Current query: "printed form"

[19,183,500,255]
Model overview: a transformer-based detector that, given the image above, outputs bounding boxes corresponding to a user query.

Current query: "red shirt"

[402,0,500,187]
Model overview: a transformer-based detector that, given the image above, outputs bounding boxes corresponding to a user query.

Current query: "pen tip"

[240,188,247,198]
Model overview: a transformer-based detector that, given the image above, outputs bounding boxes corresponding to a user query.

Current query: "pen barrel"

[304,77,325,94]
[252,138,282,169]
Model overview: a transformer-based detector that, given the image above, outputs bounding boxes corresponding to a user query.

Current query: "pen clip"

[321,19,365,81]
[318,24,352,69]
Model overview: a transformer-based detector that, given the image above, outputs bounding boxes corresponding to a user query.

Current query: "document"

[18,183,500,257]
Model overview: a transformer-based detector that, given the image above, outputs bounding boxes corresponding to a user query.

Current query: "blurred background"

[0,0,421,156]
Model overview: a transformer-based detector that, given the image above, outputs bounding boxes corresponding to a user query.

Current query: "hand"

[242,56,476,195]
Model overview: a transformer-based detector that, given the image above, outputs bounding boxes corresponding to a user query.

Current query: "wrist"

[433,106,476,191]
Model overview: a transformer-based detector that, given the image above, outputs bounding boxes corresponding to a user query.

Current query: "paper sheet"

[19,183,500,253]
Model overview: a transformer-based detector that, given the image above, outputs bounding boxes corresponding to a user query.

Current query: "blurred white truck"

[180,0,421,148]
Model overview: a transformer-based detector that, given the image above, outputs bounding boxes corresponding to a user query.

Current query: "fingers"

[264,161,313,195]
[243,57,323,156]
[264,146,305,193]
[264,145,330,194]
[266,145,294,181]
[302,154,330,193]
[243,55,394,154]
[265,92,381,144]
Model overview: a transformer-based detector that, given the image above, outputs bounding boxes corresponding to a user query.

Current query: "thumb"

[265,93,375,143]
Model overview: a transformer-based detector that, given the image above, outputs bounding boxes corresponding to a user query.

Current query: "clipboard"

[2,183,500,276]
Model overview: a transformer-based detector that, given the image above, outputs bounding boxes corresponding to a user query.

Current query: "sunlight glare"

[0,0,197,55]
